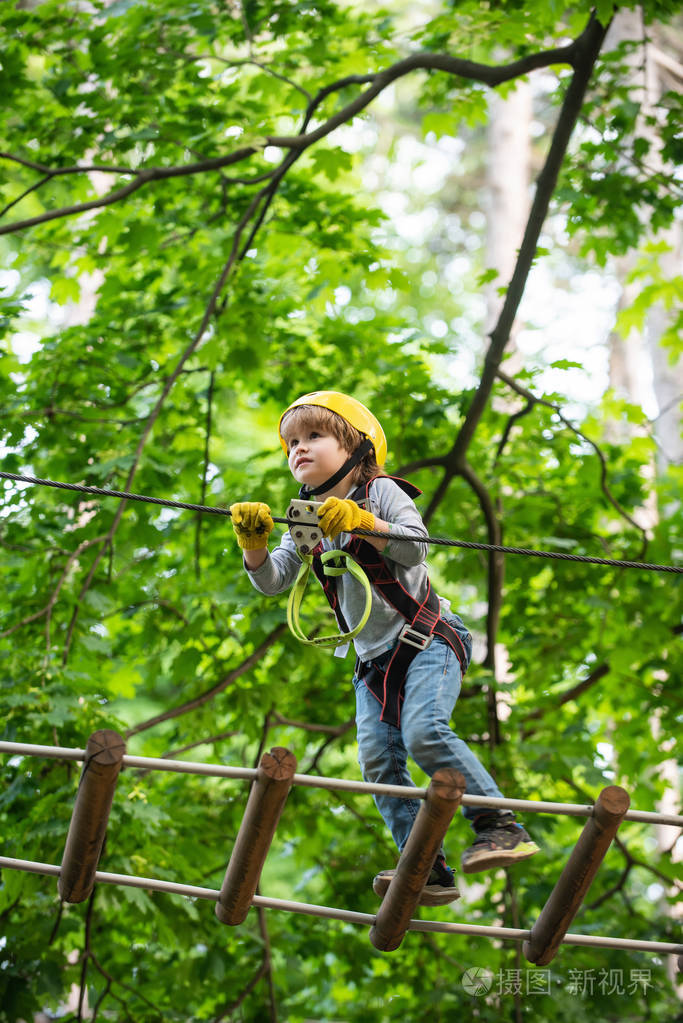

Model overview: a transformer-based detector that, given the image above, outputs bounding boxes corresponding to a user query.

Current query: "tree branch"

[494,397,536,463]
[159,46,314,103]
[212,960,269,1022]
[459,460,503,664]
[0,534,107,639]
[0,151,138,175]
[407,14,609,714]
[585,861,633,910]
[0,39,585,237]
[448,15,609,469]
[300,722,356,775]
[90,977,112,1023]
[268,41,585,146]
[421,465,457,526]
[195,369,215,580]
[0,173,57,219]
[125,624,287,736]
[496,368,650,547]
[0,171,153,235]
[160,730,239,758]
[77,889,97,1023]
[256,901,279,1023]
[394,455,448,477]
[521,664,610,737]
[61,178,278,663]
[254,708,275,766]
[88,950,164,1018]
[612,833,683,893]
[271,712,355,736]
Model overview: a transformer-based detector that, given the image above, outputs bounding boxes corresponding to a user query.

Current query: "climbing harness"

[283,482,467,701]
[305,476,470,726]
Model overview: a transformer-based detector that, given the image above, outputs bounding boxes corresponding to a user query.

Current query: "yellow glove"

[317,497,375,540]
[230,502,274,551]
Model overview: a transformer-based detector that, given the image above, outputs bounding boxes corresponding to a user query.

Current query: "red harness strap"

[311,476,469,727]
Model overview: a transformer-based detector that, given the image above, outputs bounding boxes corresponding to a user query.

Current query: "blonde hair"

[279,405,386,486]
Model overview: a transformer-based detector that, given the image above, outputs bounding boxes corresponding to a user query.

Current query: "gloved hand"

[317,497,376,539]
[230,502,274,550]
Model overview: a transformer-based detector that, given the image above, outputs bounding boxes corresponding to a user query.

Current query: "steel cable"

[1,470,680,574]
[1,857,682,956]
[1,741,682,826]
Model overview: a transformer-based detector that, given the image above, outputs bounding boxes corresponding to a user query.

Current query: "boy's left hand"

[317,497,375,539]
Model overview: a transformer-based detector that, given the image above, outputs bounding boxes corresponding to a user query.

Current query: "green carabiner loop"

[287,549,372,648]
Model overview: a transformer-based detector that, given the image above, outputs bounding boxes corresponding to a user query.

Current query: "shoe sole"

[373,875,460,906]
[461,841,540,874]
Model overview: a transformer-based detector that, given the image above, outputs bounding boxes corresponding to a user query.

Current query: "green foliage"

[615,243,683,359]
[556,41,681,264]
[1,1,681,1021]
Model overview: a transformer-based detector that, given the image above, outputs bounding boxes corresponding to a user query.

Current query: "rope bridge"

[1,734,681,963]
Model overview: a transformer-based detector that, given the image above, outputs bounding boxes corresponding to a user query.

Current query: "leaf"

[477,267,499,286]
[107,663,143,698]
[49,277,80,305]
[310,147,353,182]
[549,359,583,371]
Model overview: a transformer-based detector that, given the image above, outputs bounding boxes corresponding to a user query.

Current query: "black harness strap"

[299,438,374,499]
[311,476,469,728]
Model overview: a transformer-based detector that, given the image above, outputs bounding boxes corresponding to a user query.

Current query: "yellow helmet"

[279,390,387,466]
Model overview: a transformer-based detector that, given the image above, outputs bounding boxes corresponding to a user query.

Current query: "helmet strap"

[298,438,374,499]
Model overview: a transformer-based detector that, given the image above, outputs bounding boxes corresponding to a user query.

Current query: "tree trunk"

[484,82,532,370]
[606,9,683,468]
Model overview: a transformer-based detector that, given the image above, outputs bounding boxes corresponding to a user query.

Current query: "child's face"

[284,423,350,490]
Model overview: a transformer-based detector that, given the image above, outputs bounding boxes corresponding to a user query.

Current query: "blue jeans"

[353,614,504,853]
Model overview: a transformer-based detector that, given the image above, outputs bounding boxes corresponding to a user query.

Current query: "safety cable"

[2,857,683,955]
[1,470,681,574]
[2,859,678,953]
[2,739,682,825]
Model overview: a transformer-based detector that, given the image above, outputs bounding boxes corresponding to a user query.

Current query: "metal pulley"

[285,498,372,647]
[287,499,323,555]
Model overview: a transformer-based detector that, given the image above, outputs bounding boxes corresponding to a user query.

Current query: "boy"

[231,391,538,905]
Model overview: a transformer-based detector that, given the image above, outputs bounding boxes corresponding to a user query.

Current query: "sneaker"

[461,814,540,874]
[372,854,460,906]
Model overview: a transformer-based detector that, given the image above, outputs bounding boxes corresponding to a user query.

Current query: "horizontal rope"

[1,857,681,955]
[1,471,680,573]
[1,741,681,827]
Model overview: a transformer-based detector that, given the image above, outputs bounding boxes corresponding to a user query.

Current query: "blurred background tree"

[0,1,681,1020]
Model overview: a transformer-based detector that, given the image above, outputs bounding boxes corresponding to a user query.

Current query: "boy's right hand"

[230,502,274,550]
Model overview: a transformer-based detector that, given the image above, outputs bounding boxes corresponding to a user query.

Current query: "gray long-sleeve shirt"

[245,476,432,662]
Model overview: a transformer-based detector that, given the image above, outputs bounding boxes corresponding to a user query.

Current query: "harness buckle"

[398,623,434,650]
[287,499,323,555]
